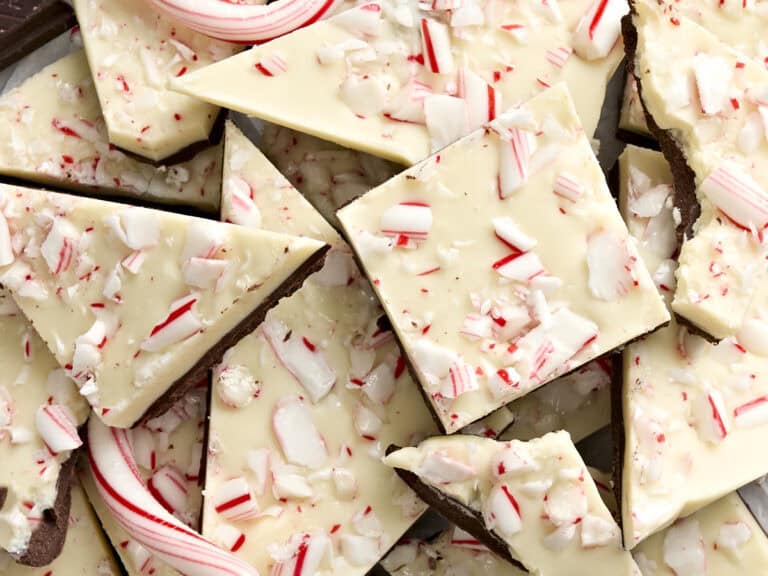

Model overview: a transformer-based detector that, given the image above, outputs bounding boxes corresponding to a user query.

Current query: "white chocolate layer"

[338,84,668,432]
[0,289,88,558]
[0,184,327,428]
[619,146,768,548]
[0,482,122,575]
[619,0,768,138]
[173,0,624,165]
[384,433,640,574]
[633,493,768,576]
[73,0,238,162]
[0,51,222,212]
[81,386,207,576]
[202,122,436,575]
[632,0,768,340]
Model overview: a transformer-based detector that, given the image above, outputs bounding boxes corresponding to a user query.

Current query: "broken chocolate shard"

[0,1,76,71]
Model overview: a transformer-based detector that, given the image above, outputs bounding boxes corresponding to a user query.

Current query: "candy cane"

[147,0,343,44]
[87,418,260,576]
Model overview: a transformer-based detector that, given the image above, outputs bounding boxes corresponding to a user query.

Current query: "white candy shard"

[543,522,578,551]
[572,0,629,60]
[553,173,585,202]
[483,484,523,537]
[213,477,259,520]
[544,481,588,526]
[263,319,336,403]
[716,521,752,553]
[515,307,598,383]
[340,75,387,117]
[41,218,78,275]
[411,339,459,384]
[341,534,381,566]
[353,402,383,439]
[273,472,313,500]
[692,388,730,443]
[492,252,545,282]
[217,365,259,408]
[147,465,188,514]
[384,80,431,124]
[581,514,619,547]
[738,318,768,356]
[692,54,733,115]
[420,18,455,74]
[361,361,396,405]
[332,468,358,500]
[458,68,499,130]
[334,2,383,37]
[419,451,476,484]
[380,202,433,239]
[425,94,467,152]
[35,404,82,452]
[246,448,270,496]
[272,396,328,469]
[492,441,538,477]
[224,177,262,229]
[587,231,635,301]
[487,367,522,399]
[492,217,536,252]
[141,294,201,352]
[498,128,536,198]
[663,519,706,576]
[700,164,768,231]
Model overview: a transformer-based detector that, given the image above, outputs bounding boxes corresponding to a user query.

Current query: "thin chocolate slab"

[0,1,75,71]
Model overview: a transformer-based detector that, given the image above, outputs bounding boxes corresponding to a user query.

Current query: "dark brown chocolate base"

[9,449,78,566]
[0,2,76,72]
[621,11,700,244]
[386,445,525,571]
[609,353,625,535]
[622,10,724,344]
[138,243,331,426]
[112,109,228,168]
[0,174,220,219]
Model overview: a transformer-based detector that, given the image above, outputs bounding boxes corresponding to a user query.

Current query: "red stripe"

[150,297,197,337]
[215,493,251,514]
[421,19,439,73]
[589,0,610,39]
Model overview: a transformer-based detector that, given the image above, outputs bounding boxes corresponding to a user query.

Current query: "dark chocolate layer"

[386,445,526,571]
[0,1,75,71]
[139,243,331,426]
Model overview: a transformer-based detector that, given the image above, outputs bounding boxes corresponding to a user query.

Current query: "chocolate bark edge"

[622,11,722,344]
[139,243,331,426]
[385,445,526,572]
[111,108,229,168]
[15,448,78,566]
[0,2,76,72]
[609,353,625,543]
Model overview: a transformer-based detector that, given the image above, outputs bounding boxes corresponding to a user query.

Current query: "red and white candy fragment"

[147,465,189,514]
[420,18,455,75]
[700,164,768,232]
[586,231,637,301]
[40,218,79,275]
[147,0,343,43]
[35,404,82,453]
[418,451,476,484]
[553,173,586,202]
[262,318,336,402]
[692,54,732,116]
[141,294,202,352]
[662,518,706,575]
[384,80,432,124]
[254,53,288,77]
[493,217,537,253]
[212,477,259,521]
[224,177,262,229]
[380,202,433,241]
[270,532,333,576]
[572,0,629,60]
[87,418,260,576]
[693,389,730,443]
[733,395,768,429]
[544,481,587,527]
[483,484,522,537]
[493,252,545,282]
[458,68,499,130]
[272,396,328,468]
[498,128,536,198]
